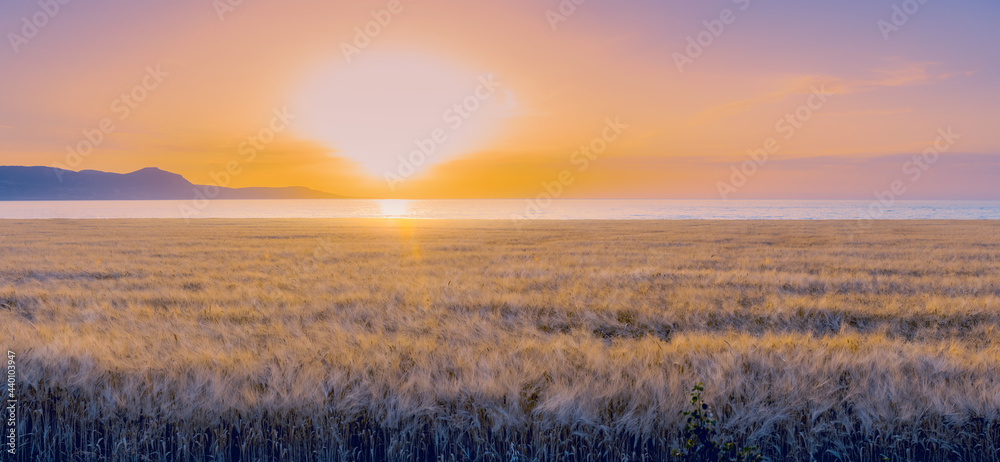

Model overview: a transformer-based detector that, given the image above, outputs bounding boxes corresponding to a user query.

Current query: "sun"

[292,51,516,183]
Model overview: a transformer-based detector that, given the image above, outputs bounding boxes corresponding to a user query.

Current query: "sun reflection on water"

[376,199,411,218]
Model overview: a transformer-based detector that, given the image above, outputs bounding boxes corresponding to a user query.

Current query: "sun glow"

[293,52,516,183]
[376,199,411,218]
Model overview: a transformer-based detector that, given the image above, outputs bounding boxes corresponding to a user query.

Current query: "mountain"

[0,166,348,200]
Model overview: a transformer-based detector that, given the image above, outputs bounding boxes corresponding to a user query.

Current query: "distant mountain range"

[0,166,347,200]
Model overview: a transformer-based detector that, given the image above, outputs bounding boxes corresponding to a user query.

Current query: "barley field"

[1,219,999,461]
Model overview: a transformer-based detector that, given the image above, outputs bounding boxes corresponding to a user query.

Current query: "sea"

[1,200,999,220]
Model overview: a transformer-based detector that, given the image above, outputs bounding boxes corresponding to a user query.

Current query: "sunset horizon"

[6,159,1000,200]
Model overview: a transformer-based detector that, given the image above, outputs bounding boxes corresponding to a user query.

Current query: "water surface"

[2,199,999,220]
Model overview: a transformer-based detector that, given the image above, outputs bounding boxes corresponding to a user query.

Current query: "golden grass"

[1,219,999,461]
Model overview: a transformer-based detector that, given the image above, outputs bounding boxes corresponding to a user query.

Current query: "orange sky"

[2,0,999,198]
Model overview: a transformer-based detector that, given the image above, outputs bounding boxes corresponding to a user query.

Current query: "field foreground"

[1,219,999,461]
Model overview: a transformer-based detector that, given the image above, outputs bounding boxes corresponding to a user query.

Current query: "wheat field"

[1,219,999,461]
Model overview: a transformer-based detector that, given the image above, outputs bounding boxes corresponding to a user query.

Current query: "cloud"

[822,108,915,118]
[849,59,958,91]
[695,60,965,123]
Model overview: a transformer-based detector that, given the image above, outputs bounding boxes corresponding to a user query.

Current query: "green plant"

[673,383,761,462]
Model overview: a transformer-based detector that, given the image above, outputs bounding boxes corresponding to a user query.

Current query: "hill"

[0,166,347,200]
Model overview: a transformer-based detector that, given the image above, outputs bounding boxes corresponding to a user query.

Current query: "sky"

[1,0,999,199]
